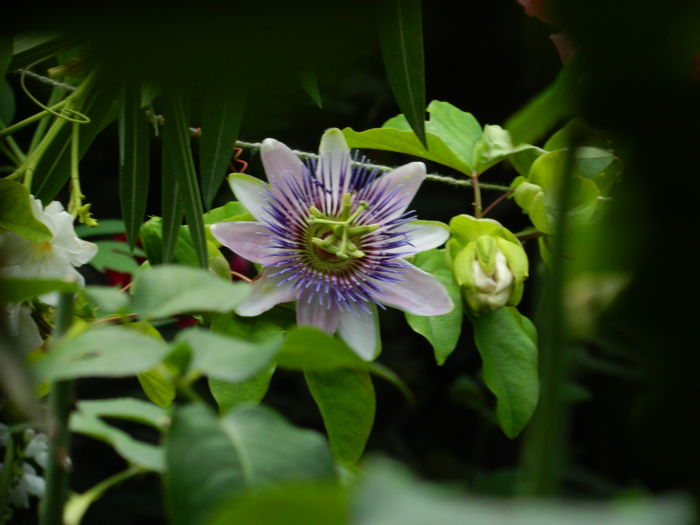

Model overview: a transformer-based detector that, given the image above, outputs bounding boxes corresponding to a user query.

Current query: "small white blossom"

[0,196,97,305]
[0,462,46,509]
[470,251,514,312]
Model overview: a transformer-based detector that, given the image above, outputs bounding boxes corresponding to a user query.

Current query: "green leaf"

[277,327,366,371]
[375,0,426,146]
[119,79,151,249]
[70,411,164,472]
[305,368,375,465]
[131,264,250,320]
[471,307,539,438]
[89,240,140,273]
[161,91,207,268]
[471,125,540,175]
[343,101,482,175]
[138,365,176,408]
[165,404,334,525]
[205,482,348,525]
[33,74,120,202]
[139,217,196,267]
[178,328,282,383]
[0,35,12,79]
[0,277,77,303]
[75,219,125,238]
[0,80,16,125]
[209,366,276,414]
[505,64,578,145]
[76,397,169,431]
[160,133,184,264]
[34,326,170,382]
[0,179,51,241]
[405,250,463,365]
[83,285,130,314]
[203,201,250,225]
[199,86,245,208]
[9,34,74,71]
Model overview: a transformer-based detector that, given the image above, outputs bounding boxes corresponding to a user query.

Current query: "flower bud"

[448,215,528,314]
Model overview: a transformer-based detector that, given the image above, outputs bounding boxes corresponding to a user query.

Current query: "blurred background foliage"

[3,0,700,523]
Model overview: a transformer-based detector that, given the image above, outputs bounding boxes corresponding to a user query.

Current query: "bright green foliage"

[165,404,335,525]
[130,264,250,320]
[276,327,368,371]
[0,179,51,241]
[448,215,528,315]
[209,367,276,414]
[83,285,130,314]
[405,249,463,365]
[88,240,143,273]
[344,101,537,176]
[305,368,376,465]
[0,277,77,303]
[471,307,538,439]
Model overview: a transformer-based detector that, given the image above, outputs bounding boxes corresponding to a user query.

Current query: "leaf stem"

[0,100,70,140]
[63,467,142,525]
[40,292,76,525]
[470,171,482,217]
[482,189,514,218]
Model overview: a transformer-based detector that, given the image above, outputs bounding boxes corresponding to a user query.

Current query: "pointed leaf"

[277,327,366,371]
[209,366,276,414]
[161,91,207,267]
[471,307,539,438]
[160,136,184,264]
[199,87,245,208]
[305,368,376,465]
[119,79,151,249]
[165,404,334,525]
[0,277,77,303]
[376,0,426,145]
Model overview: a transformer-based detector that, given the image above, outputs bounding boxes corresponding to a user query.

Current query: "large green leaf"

[139,217,197,267]
[199,87,245,209]
[34,326,170,382]
[130,264,250,320]
[0,179,51,241]
[165,404,334,525]
[83,285,130,314]
[471,307,539,438]
[405,249,463,365]
[305,368,375,465]
[69,411,164,472]
[0,35,12,79]
[89,240,141,273]
[375,0,426,146]
[160,133,184,264]
[343,101,482,175]
[161,91,207,268]
[178,328,282,383]
[33,75,119,202]
[75,397,169,431]
[277,327,366,371]
[119,79,151,249]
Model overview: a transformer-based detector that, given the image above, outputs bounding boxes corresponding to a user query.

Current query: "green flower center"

[306,193,379,265]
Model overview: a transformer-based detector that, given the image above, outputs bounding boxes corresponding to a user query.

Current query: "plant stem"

[470,171,482,217]
[29,89,67,155]
[63,467,142,525]
[482,189,514,217]
[0,100,69,140]
[516,146,577,496]
[40,292,75,525]
[0,432,16,525]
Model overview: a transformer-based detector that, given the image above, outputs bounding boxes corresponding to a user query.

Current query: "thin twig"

[482,189,514,217]
[14,69,77,92]
[470,171,482,217]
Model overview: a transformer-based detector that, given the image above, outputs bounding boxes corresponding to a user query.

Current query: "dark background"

[5,0,700,522]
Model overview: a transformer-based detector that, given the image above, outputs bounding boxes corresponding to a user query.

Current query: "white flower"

[470,251,514,312]
[0,462,46,508]
[24,430,49,470]
[0,197,96,304]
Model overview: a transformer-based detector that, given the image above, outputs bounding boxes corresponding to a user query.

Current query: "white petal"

[211,222,274,264]
[228,173,270,222]
[376,262,454,316]
[363,162,426,221]
[318,128,352,211]
[338,306,379,360]
[296,295,341,334]
[236,270,296,317]
[384,220,450,257]
[260,138,311,213]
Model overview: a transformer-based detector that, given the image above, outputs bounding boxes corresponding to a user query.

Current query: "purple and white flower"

[211,128,453,359]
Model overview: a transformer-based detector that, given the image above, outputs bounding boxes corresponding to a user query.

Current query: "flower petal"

[361,162,426,222]
[296,295,341,334]
[236,270,296,317]
[260,138,307,191]
[383,220,450,257]
[211,221,274,264]
[376,262,454,316]
[228,173,270,222]
[318,128,352,212]
[338,306,380,360]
